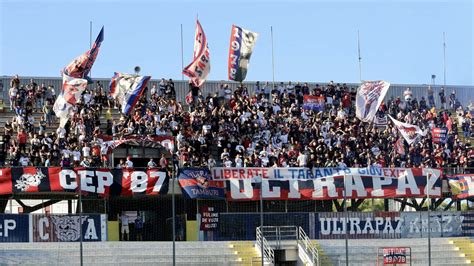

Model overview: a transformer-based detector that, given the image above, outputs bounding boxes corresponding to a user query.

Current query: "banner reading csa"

[0,167,169,197]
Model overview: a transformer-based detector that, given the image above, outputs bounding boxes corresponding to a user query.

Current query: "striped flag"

[109,72,151,115]
[228,25,258,82]
[182,20,210,87]
[53,75,88,127]
[63,26,104,80]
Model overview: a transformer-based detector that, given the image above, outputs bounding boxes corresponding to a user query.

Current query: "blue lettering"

[298,169,306,179]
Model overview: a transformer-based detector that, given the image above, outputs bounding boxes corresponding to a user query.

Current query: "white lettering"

[39,217,49,240]
[84,219,98,240]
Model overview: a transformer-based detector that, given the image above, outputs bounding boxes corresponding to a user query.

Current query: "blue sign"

[0,214,30,242]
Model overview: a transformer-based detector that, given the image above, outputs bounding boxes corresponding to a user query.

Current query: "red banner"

[0,167,169,197]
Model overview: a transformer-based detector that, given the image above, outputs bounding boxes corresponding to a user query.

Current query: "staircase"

[310,240,333,266]
[229,241,261,266]
[450,237,474,264]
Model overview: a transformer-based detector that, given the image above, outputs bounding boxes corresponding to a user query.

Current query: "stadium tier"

[0,75,473,266]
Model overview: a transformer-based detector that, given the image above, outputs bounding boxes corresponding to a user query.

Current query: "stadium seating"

[0,238,472,265]
[0,242,244,265]
[316,237,472,265]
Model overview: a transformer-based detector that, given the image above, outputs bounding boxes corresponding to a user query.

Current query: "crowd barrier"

[202,211,474,241]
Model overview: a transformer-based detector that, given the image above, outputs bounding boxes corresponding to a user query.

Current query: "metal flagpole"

[181,24,184,81]
[259,175,264,266]
[344,175,349,266]
[79,173,83,266]
[427,171,431,266]
[357,30,362,82]
[89,21,93,79]
[443,32,446,88]
[172,139,177,266]
[271,26,275,91]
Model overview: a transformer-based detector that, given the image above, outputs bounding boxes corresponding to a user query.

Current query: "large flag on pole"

[63,26,104,80]
[228,25,259,82]
[182,20,210,87]
[109,72,151,115]
[388,115,427,145]
[53,75,88,127]
[355,80,390,122]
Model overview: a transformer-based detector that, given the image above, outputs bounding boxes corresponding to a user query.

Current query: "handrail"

[298,226,320,266]
[256,227,275,265]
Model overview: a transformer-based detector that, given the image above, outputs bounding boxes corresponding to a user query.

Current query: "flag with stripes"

[182,20,210,87]
[109,72,151,115]
[63,26,104,80]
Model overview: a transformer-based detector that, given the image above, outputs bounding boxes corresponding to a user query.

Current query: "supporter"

[125,156,134,168]
[148,158,157,168]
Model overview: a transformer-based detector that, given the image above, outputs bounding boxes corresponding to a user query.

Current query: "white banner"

[389,115,427,145]
[356,81,390,122]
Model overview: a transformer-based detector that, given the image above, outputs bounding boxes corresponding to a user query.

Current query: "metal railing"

[256,227,275,265]
[298,226,320,266]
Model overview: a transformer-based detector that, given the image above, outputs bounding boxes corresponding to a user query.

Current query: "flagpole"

[181,24,184,81]
[357,30,362,82]
[271,26,275,91]
[443,32,446,87]
[89,21,93,79]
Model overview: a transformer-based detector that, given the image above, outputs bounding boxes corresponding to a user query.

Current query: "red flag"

[185,91,193,104]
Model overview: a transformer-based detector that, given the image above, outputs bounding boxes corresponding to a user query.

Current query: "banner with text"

[211,167,442,201]
[178,168,225,199]
[0,167,169,197]
[0,214,30,242]
[31,214,107,242]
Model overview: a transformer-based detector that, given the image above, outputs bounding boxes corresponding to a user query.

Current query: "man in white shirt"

[124,156,134,168]
[56,127,66,139]
[82,144,91,158]
[296,151,307,167]
[119,213,130,241]
[286,81,295,95]
[72,149,81,166]
[19,155,30,166]
[235,154,243,167]
[403,87,412,102]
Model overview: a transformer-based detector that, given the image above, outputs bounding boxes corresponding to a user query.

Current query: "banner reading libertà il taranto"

[0,167,169,197]
[209,167,445,201]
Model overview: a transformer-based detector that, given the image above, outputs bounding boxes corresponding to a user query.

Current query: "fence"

[1,76,474,108]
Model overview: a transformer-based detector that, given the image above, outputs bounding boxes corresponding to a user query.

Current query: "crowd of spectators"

[1,75,473,172]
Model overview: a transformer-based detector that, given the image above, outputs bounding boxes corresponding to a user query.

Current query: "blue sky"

[1,0,473,85]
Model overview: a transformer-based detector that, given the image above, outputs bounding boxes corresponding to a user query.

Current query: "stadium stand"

[0,76,472,169]
[0,76,473,266]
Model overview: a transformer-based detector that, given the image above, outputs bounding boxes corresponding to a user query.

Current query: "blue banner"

[0,214,30,242]
[178,168,225,199]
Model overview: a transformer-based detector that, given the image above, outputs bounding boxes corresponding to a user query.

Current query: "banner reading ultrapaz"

[211,167,442,201]
[228,25,258,82]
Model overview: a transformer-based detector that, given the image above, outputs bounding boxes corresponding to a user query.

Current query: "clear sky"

[1,0,473,85]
